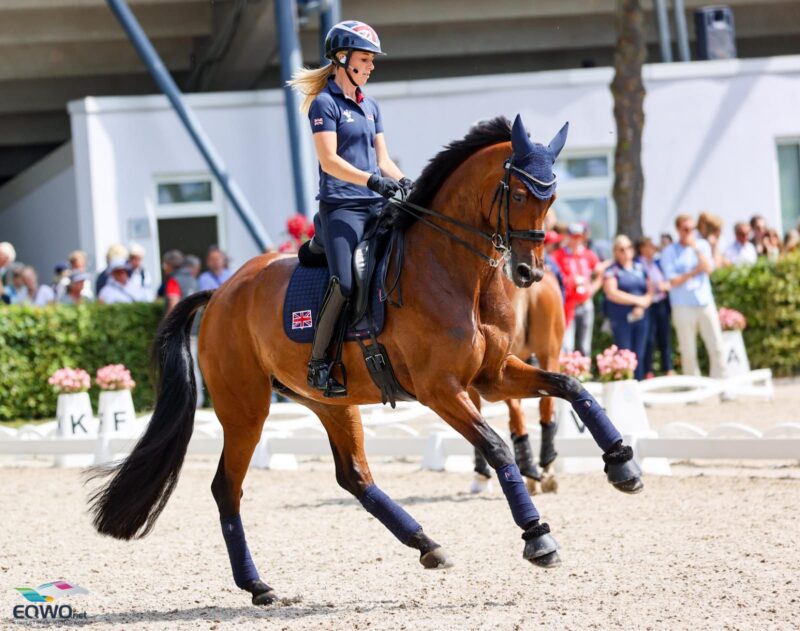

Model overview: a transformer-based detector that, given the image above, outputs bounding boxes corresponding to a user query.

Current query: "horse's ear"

[511,114,535,157]
[548,122,569,159]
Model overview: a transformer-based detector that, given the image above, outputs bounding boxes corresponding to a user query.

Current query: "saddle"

[282,205,414,407]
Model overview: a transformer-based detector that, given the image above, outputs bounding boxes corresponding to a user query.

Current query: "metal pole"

[319,0,341,65]
[105,0,273,251]
[275,0,315,217]
[654,0,673,62]
[673,0,691,62]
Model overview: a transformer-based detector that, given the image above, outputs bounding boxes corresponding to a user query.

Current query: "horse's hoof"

[525,477,542,496]
[612,476,644,494]
[522,523,559,565]
[248,580,277,606]
[420,547,453,569]
[540,468,558,493]
[605,455,644,494]
[469,474,491,494]
[529,550,561,568]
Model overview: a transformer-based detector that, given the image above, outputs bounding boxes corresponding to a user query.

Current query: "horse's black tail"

[87,290,214,540]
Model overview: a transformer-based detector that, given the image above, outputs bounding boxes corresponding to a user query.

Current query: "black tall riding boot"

[307,276,348,397]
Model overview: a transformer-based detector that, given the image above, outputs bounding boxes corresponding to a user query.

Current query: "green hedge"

[2,255,799,420]
[0,302,162,421]
[711,252,800,376]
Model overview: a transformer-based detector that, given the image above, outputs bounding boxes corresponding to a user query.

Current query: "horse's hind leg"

[205,359,274,605]
[312,402,452,569]
[506,398,542,495]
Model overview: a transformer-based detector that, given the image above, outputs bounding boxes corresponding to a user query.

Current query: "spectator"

[659,233,674,249]
[784,229,800,254]
[60,271,93,305]
[127,243,154,301]
[198,245,233,291]
[763,228,782,263]
[95,244,128,296]
[551,222,605,356]
[21,266,55,306]
[2,264,28,304]
[602,235,651,380]
[636,237,674,378]
[723,222,757,266]
[185,255,202,279]
[660,214,726,378]
[750,215,767,256]
[0,241,16,291]
[697,212,725,268]
[97,259,137,304]
[160,250,198,313]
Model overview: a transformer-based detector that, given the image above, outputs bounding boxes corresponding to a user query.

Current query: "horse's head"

[503,114,568,288]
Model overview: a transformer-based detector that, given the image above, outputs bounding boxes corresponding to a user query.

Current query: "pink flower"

[595,345,637,382]
[95,364,136,391]
[559,351,592,381]
[719,307,746,331]
[49,367,91,393]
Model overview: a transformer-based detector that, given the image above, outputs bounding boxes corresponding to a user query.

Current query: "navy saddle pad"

[282,261,386,344]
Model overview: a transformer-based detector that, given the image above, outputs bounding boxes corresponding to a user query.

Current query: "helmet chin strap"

[336,50,361,88]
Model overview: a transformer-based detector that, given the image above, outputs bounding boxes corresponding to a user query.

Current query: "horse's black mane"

[405,115,511,212]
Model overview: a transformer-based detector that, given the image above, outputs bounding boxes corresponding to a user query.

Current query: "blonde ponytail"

[287,63,336,113]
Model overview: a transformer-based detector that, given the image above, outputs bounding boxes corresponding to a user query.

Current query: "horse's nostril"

[516,264,533,280]
[532,268,544,282]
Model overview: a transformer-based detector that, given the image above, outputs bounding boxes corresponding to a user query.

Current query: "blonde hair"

[287,63,336,114]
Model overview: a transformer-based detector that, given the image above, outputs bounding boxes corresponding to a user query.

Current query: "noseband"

[390,155,549,268]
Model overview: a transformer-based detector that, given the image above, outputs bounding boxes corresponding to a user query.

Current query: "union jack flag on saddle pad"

[282,264,385,344]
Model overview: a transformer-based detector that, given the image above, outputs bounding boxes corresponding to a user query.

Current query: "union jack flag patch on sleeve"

[313,118,324,126]
[292,310,313,329]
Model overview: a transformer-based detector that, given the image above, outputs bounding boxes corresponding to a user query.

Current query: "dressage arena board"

[0,379,798,628]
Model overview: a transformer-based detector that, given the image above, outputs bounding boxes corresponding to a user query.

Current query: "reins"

[380,155,551,306]
[389,155,549,268]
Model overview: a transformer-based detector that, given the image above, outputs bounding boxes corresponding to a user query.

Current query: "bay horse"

[471,268,565,495]
[87,115,642,606]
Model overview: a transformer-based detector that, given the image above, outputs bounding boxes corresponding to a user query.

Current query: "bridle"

[389,155,550,269]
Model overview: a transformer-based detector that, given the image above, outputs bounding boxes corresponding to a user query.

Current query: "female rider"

[289,20,412,397]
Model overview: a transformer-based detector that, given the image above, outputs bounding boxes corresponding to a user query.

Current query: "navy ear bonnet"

[510,114,569,201]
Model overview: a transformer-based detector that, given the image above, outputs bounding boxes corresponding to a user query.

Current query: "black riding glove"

[367,174,402,199]
[399,177,415,198]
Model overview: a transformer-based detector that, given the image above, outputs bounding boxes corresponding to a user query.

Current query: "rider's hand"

[399,177,415,198]
[367,174,402,199]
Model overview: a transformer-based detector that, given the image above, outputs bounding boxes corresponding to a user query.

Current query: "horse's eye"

[512,191,526,203]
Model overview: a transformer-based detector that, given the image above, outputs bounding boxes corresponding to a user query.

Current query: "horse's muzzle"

[514,263,543,287]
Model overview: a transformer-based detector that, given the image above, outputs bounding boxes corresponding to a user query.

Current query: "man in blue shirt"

[660,214,726,378]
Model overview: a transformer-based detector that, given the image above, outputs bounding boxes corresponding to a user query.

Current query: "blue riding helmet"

[324,20,385,60]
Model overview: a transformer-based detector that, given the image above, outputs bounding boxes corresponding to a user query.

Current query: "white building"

[1,54,800,283]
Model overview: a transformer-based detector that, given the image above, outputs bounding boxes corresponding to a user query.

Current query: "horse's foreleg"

[485,356,643,494]
[314,403,451,569]
[538,395,559,493]
[428,391,560,567]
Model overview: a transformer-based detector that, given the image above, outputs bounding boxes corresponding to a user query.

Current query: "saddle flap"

[351,236,378,324]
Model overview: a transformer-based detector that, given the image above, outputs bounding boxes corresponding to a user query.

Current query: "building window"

[157,180,213,205]
[551,152,615,241]
[777,143,800,234]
